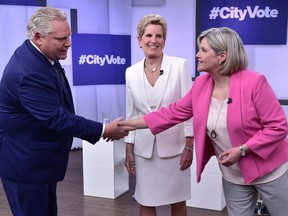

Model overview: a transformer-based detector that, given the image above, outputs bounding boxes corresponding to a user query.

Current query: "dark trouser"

[1,177,57,216]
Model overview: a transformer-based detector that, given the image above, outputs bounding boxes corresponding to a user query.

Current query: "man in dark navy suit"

[0,6,133,216]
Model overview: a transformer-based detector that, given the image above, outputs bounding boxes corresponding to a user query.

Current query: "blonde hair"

[27,6,67,40]
[137,14,167,40]
[197,27,248,75]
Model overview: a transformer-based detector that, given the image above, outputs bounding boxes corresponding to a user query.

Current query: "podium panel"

[187,156,226,211]
[82,139,129,199]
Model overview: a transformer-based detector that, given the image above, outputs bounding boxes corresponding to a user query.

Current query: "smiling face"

[138,24,165,59]
[33,20,72,61]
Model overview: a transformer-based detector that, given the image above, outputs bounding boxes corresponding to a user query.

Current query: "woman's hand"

[218,147,242,166]
[180,137,194,170]
[125,143,136,174]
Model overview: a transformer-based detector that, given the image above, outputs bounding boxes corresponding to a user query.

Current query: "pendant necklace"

[144,57,163,73]
[210,81,229,139]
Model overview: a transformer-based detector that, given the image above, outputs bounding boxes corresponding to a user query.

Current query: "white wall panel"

[0,5,28,78]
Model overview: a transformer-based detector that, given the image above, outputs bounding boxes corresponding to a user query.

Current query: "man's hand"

[103,117,135,142]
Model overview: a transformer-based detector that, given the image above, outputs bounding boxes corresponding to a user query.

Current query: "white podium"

[82,138,129,199]
[187,156,226,211]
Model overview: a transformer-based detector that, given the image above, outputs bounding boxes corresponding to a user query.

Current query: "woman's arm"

[124,117,147,129]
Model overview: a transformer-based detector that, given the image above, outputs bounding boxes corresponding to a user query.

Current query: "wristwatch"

[239,145,246,157]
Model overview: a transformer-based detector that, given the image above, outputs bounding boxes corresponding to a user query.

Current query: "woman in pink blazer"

[124,27,288,216]
[124,14,193,215]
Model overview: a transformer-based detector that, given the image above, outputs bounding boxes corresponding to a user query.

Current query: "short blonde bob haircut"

[137,14,167,40]
[197,27,248,75]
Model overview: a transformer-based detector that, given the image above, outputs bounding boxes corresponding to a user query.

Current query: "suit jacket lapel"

[27,40,75,113]
[155,54,170,110]
[136,55,172,112]
[136,59,152,112]
[54,61,75,113]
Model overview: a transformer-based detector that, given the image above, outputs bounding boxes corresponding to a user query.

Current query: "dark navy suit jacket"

[0,40,103,183]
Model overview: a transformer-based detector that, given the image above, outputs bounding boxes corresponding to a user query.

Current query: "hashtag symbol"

[209,7,220,19]
[78,55,86,65]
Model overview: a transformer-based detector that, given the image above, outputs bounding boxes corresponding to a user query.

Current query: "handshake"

[102,117,135,142]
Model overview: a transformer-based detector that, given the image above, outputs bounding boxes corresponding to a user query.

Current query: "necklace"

[144,57,163,73]
[145,62,161,73]
[210,81,229,139]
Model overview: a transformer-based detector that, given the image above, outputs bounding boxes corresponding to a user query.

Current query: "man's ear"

[33,32,42,46]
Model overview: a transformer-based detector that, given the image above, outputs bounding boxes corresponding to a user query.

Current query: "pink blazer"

[145,69,288,184]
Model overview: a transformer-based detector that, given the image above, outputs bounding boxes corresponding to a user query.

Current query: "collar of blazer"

[136,54,171,112]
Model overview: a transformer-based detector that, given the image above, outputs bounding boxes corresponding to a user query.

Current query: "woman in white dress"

[124,14,194,216]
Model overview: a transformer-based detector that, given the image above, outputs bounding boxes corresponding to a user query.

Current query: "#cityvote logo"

[77,54,126,66]
[199,0,288,45]
[208,6,279,21]
[72,34,131,85]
